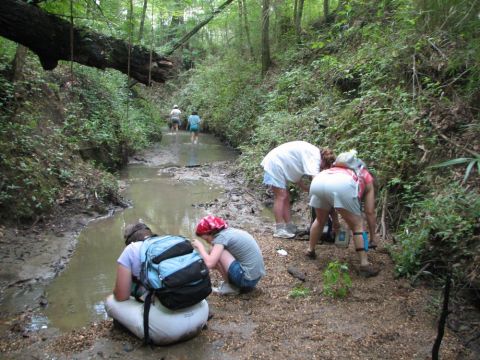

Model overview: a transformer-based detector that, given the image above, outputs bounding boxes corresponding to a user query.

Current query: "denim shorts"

[263,171,286,189]
[228,261,260,291]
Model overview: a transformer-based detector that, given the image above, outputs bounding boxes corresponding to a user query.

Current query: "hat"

[195,215,228,236]
[173,105,178,109]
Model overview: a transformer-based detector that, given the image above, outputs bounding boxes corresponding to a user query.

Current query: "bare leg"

[308,208,331,254]
[272,186,290,224]
[215,249,236,282]
[336,209,369,266]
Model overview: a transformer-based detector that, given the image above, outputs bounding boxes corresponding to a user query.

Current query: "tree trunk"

[237,0,245,54]
[295,0,305,41]
[324,0,330,21]
[10,44,28,82]
[166,0,185,42]
[0,0,173,85]
[241,0,255,60]
[293,0,298,28]
[432,273,452,360]
[138,0,148,42]
[261,0,271,77]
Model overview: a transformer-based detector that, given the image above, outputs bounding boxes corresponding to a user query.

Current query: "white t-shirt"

[117,241,142,278]
[261,141,321,184]
[170,109,181,119]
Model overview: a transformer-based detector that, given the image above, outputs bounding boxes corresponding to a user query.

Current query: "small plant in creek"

[288,284,311,299]
[323,261,352,298]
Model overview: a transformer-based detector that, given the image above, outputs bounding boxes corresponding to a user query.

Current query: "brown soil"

[0,146,478,359]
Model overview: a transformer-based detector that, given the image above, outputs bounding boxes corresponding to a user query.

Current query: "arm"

[192,239,224,269]
[363,183,377,245]
[113,264,132,301]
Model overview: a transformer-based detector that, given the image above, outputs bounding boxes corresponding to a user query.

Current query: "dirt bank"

[0,147,477,359]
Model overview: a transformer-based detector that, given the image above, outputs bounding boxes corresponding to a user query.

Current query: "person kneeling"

[193,215,266,295]
[104,222,209,345]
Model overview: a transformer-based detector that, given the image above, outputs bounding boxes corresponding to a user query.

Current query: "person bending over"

[192,215,265,295]
[261,140,335,238]
[307,151,380,277]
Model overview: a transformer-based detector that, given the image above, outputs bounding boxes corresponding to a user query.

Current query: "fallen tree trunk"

[0,0,174,85]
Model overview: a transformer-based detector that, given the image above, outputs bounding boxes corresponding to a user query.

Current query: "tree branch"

[165,0,236,56]
[0,0,174,85]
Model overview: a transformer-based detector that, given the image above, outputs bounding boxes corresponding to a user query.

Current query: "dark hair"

[192,111,198,115]
[124,223,152,246]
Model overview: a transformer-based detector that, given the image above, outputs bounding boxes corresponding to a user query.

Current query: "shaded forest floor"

[0,143,478,359]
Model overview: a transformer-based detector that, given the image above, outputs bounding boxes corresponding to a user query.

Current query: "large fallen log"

[0,0,174,85]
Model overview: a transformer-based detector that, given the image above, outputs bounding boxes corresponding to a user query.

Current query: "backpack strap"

[143,291,154,344]
[131,276,144,302]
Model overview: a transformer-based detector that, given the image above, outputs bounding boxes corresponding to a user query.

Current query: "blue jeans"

[227,261,260,292]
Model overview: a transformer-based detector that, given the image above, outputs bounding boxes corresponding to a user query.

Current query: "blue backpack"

[139,235,211,343]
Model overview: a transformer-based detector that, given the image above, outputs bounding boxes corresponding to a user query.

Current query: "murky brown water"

[43,131,237,331]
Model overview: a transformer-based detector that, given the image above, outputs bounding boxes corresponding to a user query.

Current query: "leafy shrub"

[175,53,261,147]
[391,182,480,286]
[323,261,352,298]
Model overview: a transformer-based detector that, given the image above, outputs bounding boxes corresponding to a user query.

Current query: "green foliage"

[323,261,352,298]
[176,53,261,147]
[430,154,480,184]
[391,182,480,286]
[0,51,159,220]
[0,116,68,219]
[288,284,311,299]
[60,66,162,165]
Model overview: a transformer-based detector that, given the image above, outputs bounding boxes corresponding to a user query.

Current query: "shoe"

[358,264,380,278]
[273,228,296,239]
[212,282,240,296]
[305,250,316,259]
[286,223,298,234]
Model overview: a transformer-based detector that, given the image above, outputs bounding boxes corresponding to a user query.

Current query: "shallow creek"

[43,130,238,331]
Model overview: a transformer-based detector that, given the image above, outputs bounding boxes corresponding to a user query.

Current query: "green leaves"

[288,285,311,299]
[391,182,480,285]
[430,155,480,184]
[323,261,352,298]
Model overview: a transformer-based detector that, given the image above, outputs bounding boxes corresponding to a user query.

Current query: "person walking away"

[187,111,201,144]
[307,150,380,277]
[104,222,209,345]
[261,141,335,238]
[192,215,265,295]
[170,105,182,133]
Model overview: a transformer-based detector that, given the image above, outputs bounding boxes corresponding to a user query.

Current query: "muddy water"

[43,131,237,331]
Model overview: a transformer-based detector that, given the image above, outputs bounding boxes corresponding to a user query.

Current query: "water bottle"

[335,227,350,248]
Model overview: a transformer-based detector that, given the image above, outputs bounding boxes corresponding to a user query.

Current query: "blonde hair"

[320,148,336,169]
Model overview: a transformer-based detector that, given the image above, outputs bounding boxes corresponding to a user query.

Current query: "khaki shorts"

[309,171,361,215]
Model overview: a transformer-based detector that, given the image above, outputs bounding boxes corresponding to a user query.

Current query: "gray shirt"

[213,228,266,280]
